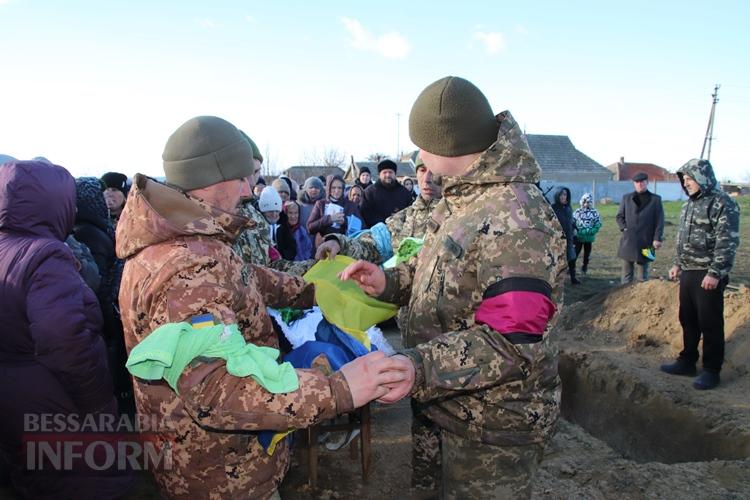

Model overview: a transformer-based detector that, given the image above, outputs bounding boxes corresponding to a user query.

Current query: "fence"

[540,180,686,204]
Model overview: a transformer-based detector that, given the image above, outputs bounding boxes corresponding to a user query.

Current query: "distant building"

[606,157,678,182]
[281,166,345,186]
[525,134,613,183]
[343,157,416,184]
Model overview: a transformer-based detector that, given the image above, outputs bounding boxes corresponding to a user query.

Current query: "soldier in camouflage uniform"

[116,116,406,499]
[342,77,567,499]
[662,158,740,390]
[233,135,315,277]
[316,157,444,489]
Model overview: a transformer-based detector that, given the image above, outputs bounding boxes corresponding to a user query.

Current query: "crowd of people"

[0,74,740,500]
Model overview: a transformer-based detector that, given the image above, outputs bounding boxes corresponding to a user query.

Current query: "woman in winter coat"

[307,175,364,246]
[551,186,580,284]
[572,193,602,276]
[0,160,130,499]
[283,200,314,261]
[297,176,326,229]
[74,177,134,415]
[258,186,297,261]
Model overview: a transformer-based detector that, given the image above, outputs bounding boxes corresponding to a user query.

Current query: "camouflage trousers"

[411,400,441,490]
[440,429,544,500]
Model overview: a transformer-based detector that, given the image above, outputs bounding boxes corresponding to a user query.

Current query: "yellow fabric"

[304,255,398,348]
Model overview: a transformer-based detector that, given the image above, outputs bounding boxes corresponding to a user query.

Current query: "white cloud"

[0,0,14,6]
[245,15,255,23]
[473,30,506,54]
[515,25,529,35]
[197,18,218,30]
[340,17,411,60]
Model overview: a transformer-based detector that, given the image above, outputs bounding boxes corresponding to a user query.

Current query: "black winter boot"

[660,359,697,377]
[569,260,581,285]
[693,371,720,390]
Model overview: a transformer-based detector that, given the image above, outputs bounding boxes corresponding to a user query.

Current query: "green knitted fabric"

[383,237,425,269]
[126,322,299,394]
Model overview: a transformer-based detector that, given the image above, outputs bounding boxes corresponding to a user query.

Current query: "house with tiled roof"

[281,166,345,186]
[343,157,416,184]
[606,157,679,182]
[525,135,613,183]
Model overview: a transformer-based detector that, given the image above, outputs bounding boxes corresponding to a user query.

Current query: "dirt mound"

[557,280,750,377]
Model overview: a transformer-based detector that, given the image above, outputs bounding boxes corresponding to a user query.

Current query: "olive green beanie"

[409,76,499,157]
[163,116,254,191]
[239,130,264,164]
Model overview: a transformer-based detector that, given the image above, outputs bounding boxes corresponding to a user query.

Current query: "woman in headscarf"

[282,200,314,261]
[307,175,364,246]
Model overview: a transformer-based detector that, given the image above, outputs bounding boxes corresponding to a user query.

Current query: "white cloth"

[267,306,394,355]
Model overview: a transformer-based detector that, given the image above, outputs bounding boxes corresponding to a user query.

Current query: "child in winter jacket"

[572,192,602,276]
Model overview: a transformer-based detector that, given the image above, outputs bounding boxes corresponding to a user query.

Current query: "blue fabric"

[315,319,371,359]
[292,226,314,260]
[283,340,352,372]
[345,214,363,237]
[351,222,393,261]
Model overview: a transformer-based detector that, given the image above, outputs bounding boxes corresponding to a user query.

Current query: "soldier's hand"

[701,274,720,290]
[340,260,386,296]
[653,240,663,250]
[669,265,680,281]
[339,351,409,408]
[376,355,415,404]
[316,240,340,260]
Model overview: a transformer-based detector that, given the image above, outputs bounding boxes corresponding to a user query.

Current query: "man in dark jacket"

[0,160,130,499]
[359,159,413,227]
[616,172,664,283]
[661,159,740,390]
[551,187,580,285]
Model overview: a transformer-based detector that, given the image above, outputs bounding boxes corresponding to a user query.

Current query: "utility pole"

[701,84,720,161]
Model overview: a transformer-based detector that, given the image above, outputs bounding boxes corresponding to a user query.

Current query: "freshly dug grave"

[280,281,750,498]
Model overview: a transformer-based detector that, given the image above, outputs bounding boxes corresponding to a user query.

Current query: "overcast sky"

[1,0,748,181]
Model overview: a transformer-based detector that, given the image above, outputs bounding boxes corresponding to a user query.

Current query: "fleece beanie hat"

[303,176,324,191]
[240,130,264,164]
[163,116,253,191]
[409,76,499,157]
[271,178,291,195]
[101,172,129,197]
[377,159,397,174]
[259,186,283,213]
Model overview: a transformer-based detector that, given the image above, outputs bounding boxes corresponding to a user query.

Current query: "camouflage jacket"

[379,112,567,447]
[330,195,441,263]
[675,159,740,279]
[234,200,315,277]
[116,175,354,500]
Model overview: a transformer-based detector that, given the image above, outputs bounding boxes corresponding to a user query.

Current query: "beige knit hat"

[163,116,253,190]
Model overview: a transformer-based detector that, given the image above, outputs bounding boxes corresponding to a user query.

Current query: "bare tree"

[299,147,345,167]
[367,152,388,163]
[322,148,345,168]
[262,144,280,177]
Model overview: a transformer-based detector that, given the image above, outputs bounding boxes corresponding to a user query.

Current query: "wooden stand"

[306,403,371,489]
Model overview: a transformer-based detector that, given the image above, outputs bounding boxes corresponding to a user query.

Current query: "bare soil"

[278,280,750,499]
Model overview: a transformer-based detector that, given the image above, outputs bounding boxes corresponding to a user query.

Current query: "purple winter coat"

[0,161,128,499]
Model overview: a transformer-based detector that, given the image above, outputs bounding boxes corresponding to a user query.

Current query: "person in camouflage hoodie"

[342,77,567,499]
[662,158,740,390]
[572,192,602,276]
[116,116,406,499]
[316,155,444,490]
